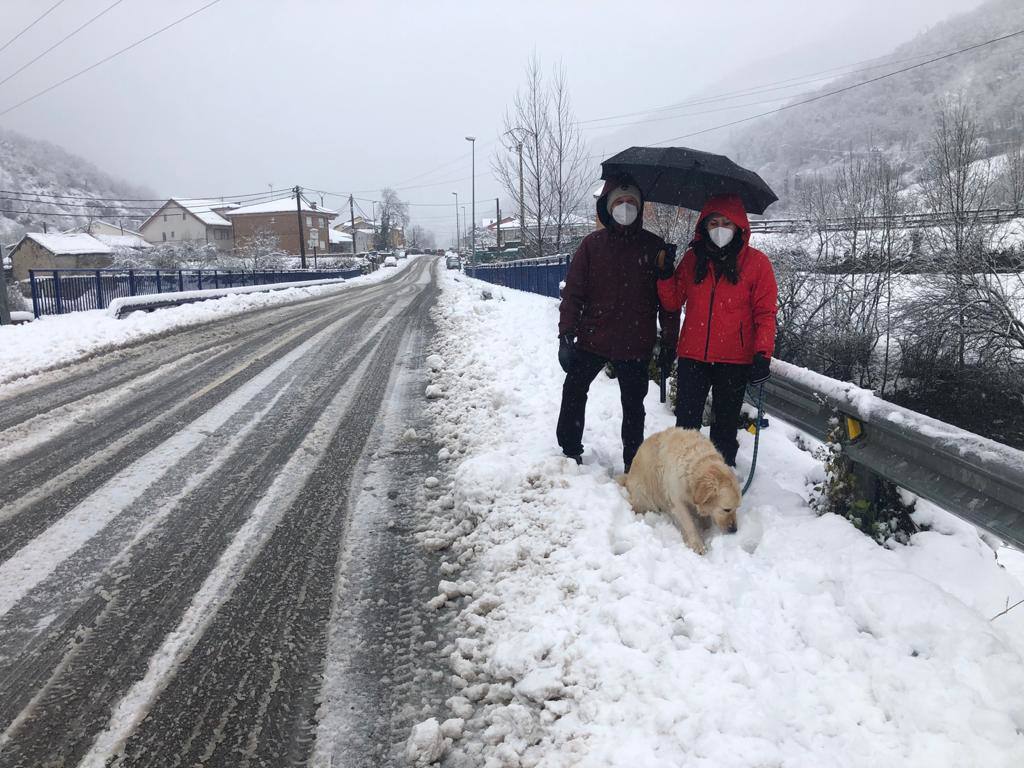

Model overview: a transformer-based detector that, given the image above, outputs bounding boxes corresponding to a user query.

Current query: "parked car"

[384,255,398,267]
[397,250,407,259]
[445,255,460,270]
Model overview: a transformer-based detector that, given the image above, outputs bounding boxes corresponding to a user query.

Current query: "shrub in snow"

[811,417,922,545]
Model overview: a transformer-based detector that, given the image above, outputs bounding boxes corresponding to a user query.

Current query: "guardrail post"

[156,269,162,294]
[30,271,40,318]
[198,270,203,290]
[178,270,184,292]
[127,269,136,297]
[53,270,65,314]
[95,270,104,309]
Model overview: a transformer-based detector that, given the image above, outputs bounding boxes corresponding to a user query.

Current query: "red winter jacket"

[657,195,778,365]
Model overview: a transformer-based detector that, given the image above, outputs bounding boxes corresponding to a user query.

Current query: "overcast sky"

[0,0,989,240]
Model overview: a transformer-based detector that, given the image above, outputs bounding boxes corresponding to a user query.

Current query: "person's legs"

[675,358,713,430]
[556,348,606,459]
[709,362,750,466]
[613,359,650,470]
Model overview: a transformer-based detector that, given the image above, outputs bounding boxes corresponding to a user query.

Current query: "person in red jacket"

[557,176,679,470]
[656,194,778,467]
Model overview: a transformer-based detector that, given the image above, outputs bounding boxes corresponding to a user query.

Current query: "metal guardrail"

[28,267,363,317]
[466,266,1024,549]
[765,361,1024,550]
[748,207,1024,235]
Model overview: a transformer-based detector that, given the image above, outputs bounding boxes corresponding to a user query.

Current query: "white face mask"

[708,226,735,248]
[611,202,638,226]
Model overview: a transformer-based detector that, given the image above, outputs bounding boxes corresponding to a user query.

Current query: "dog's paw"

[685,535,707,556]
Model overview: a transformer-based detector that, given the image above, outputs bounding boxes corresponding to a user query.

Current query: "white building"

[139,198,238,251]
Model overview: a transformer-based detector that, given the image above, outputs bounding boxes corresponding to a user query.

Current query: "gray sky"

[0,0,989,239]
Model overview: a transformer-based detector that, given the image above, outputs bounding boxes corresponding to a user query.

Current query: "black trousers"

[556,348,650,468]
[674,357,750,467]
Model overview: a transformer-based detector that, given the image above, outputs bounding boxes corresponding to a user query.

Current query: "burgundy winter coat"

[657,195,778,365]
[559,191,680,361]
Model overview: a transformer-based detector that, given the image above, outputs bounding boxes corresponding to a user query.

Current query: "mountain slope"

[0,127,154,246]
[724,0,1024,190]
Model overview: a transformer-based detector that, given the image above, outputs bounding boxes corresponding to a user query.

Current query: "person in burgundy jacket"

[656,194,778,467]
[557,176,680,471]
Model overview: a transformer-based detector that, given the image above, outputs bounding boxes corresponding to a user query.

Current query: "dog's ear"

[694,472,718,507]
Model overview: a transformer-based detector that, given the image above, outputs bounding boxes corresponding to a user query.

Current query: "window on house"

[162,232,167,241]
[306,216,312,228]
[163,214,167,222]
[171,231,175,238]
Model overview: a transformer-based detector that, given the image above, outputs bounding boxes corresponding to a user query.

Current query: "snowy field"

[0,257,417,388]
[414,269,1024,767]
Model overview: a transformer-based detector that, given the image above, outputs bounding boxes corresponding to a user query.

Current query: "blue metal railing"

[28,267,363,317]
[469,255,570,299]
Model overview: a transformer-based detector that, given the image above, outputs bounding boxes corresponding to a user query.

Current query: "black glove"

[749,352,771,384]
[655,243,678,280]
[558,334,576,373]
[658,337,676,371]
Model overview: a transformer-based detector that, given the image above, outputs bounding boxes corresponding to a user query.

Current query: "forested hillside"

[0,127,153,246]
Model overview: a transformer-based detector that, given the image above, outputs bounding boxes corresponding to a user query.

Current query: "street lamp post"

[451,192,459,250]
[466,136,476,272]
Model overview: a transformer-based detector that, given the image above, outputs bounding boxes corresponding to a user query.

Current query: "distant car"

[384,256,398,267]
[445,256,460,270]
[397,250,407,259]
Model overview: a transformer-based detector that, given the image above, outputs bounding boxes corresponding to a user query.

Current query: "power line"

[0,0,128,90]
[0,0,227,118]
[575,46,964,128]
[0,0,69,57]
[646,28,1024,147]
[0,187,291,204]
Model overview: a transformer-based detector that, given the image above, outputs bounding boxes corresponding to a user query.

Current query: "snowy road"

[0,256,451,766]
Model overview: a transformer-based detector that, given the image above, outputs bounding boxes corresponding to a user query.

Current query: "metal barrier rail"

[764,360,1024,550]
[748,207,1024,234]
[470,256,570,299]
[28,267,363,317]
[465,264,1024,549]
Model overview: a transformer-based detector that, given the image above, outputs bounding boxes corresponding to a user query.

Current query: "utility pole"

[451,192,459,251]
[0,252,10,325]
[518,143,525,250]
[294,186,307,269]
[349,194,357,254]
[466,136,476,269]
[495,198,501,251]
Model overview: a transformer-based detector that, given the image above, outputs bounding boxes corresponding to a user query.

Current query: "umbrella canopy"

[600,146,778,215]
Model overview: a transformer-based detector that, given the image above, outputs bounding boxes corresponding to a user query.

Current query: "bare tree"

[919,96,994,375]
[493,54,551,258]
[235,229,285,271]
[998,142,1024,210]
[546,63,590,253]
[377,187,409,250]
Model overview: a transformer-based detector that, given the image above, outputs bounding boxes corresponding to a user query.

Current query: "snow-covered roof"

[23,233,112,255]
[329,229,353,243]
[95,233,151,249]
[226,198,337,217]
[172,198,235,227]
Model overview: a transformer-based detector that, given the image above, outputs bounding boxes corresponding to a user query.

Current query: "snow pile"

[415,271,1024,767]
[0,257,418,387]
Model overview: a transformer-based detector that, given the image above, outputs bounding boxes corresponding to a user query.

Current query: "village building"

[226,197,336,257]
[8,233,113,282]
[138,198,237,251]
[67,220,152,251]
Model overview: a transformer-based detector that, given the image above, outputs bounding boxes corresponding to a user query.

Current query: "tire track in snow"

[0,258,438,767]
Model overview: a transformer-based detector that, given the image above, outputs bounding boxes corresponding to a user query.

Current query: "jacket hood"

[693,194,751,244]
[596,175,644,232]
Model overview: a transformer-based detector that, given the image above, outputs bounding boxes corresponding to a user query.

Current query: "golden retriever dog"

[620,427,740,554]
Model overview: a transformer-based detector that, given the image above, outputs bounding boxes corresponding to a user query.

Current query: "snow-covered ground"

[414,270,1024,767]
[0,257,418,388]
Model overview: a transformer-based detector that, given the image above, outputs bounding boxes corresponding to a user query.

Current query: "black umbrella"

[600,146,778,215]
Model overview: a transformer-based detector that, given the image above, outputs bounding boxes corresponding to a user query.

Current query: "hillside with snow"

[0,127,154,247]
[723,0,1024,195]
